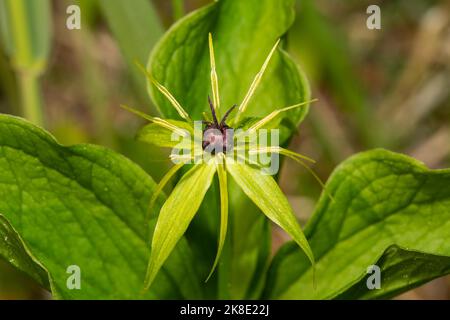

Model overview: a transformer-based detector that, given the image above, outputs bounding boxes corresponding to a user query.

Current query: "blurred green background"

[0,0,448,299]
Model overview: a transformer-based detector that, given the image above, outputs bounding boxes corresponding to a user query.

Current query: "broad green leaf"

[226,161,314,266]
[263,149,450,299]
[148,0,310,127]
[144,163,216,291]
[137,119,193,148]
[336,245,450,300]
[148,0,308,298]
[98,0,163,102]
[0,114,202,299]
[0,215,48,288]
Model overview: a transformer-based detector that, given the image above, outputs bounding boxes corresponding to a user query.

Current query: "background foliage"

[0,0,448,299]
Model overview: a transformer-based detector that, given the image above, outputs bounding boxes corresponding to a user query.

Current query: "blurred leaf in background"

[289,0,374,151]
[98,0,163,104]
[0,0,448,300]
[0,0,51,126]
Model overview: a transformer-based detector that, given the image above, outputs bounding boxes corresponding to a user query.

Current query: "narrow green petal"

[137,120,193,148]
[120,104,191,136]
[245,145,333,202]
[208,33,221,118]
[247,99,317,132]
[247,146,316,164]
[135,61,192,122]
[146,163,186,221]
[143,163,216,292]
[202,111,213,123]
[234,39,280,124]
[120,103,156,122]
[227,162,315,267]
[206,155,229,282]
[285,156,333,202]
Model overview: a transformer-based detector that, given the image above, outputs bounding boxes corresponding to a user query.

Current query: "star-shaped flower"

[122,34,320,292]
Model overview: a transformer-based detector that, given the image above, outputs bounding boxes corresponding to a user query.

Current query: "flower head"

[122,33,320,292]
[202,96,235,154]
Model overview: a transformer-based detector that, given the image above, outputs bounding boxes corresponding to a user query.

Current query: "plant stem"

[172,0,185,21]
[79,29,114,147]
[18,72,44,126]
[0,51,20,115]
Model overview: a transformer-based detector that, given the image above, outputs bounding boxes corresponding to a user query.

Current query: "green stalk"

[172,0,185,21]
[17,71,43,126]
[0,0,51,127]
[0,50,19,115]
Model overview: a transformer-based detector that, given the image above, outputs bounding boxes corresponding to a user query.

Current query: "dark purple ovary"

[202,96,236,154]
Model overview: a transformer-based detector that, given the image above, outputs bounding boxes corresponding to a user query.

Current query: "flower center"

[202,124,233,154]
[202,96,236,154]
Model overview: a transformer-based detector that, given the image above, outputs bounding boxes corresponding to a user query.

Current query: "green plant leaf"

[144,163,216,292]
[227,161,314,266]
[0,215,49,288]
[147,163,185,221]
[336,245,450,300]
[148,0,310,127]
[0,114,202,299]
[263,149,450,299]
[147,0,309,299]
